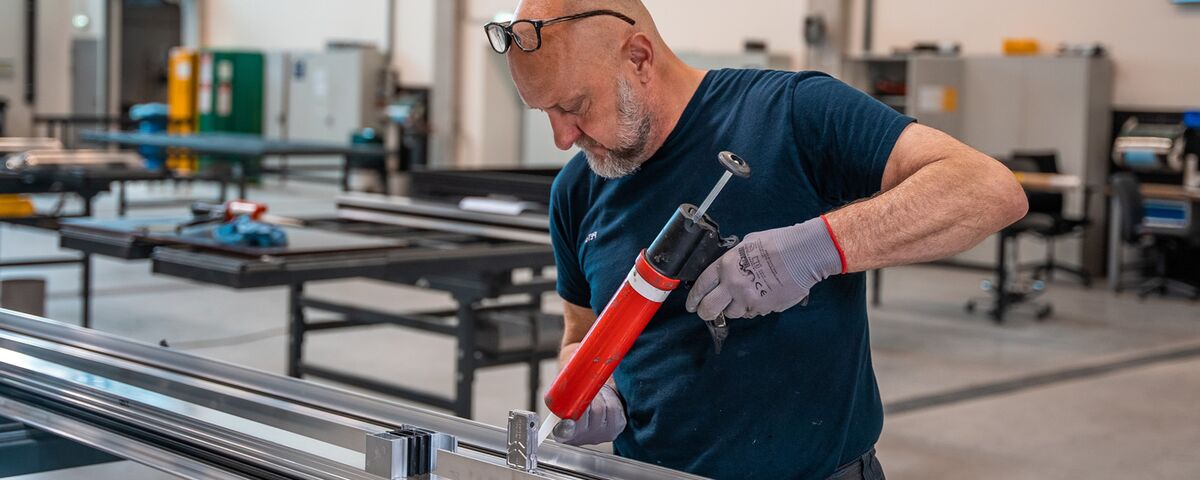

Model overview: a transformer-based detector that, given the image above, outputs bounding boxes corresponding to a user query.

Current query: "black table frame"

[286,270,558,418]
[0,176,113,329]
[1,216,93,329]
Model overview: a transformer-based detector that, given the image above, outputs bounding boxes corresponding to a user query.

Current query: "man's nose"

[547,111,582,151]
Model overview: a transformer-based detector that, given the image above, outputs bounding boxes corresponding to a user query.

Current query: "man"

[487,1,1028,478]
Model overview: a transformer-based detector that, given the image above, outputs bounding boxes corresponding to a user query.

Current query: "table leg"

[238,159,248,199]
[871,269,882,307]
[994,234,1009,323]
[80,253,92,329]
[117,181,128,217]
[528,355,542,413]
[287,283,306,378]
[1108,197,1123,292]
[527,293,543,413]
[453,295,479,419]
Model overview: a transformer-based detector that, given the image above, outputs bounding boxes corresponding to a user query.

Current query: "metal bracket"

[506,410,539,473]
[365,426,457,479]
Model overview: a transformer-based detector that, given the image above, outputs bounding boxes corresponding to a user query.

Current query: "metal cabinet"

[842,55,966,138]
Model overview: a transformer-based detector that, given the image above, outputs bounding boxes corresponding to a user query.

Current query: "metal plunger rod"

[692,170,733,221]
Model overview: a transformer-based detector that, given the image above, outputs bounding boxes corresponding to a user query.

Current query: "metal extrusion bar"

[0,310,705,480]
[366,426,457,479]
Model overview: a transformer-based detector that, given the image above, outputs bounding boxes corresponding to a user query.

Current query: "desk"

[1107,183,1200,291]
[0,137,62,154]
[1013,171,1086,193]
[80,131,387,198]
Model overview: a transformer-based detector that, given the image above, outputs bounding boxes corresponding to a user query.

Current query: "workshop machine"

[0,309,704,479]
[1112,117,1200,191]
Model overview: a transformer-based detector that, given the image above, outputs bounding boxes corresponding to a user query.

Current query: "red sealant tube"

[544,250,680,421]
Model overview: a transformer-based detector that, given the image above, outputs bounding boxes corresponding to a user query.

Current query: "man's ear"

[626,33,654,83]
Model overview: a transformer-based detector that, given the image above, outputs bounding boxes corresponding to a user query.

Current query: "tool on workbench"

[175,199,268,232]
[176,199,288,247]
[534,151,751,448]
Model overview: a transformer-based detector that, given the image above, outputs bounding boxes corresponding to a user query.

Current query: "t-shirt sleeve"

[549,169,592,308]
[791,74,915,207]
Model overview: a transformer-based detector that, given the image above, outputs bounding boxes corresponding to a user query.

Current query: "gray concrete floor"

[4,179,1199,479]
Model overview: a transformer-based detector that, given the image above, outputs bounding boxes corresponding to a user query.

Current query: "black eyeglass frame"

[484,9,637,54]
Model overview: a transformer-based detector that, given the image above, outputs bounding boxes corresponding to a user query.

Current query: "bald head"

[508,0,667,85]
[502,0,703,178]
[514,0,663,48]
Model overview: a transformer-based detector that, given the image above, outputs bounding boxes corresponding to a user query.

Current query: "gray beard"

[578,77,654,179]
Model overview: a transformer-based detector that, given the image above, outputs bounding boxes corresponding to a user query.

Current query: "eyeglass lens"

[486,24,510,52]
[510,21,539,51]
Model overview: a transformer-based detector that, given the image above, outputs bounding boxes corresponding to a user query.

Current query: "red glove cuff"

[819,215,848,275]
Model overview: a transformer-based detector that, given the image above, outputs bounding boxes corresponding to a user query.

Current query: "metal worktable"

[80,131,389,199]
[57,168,563,418]
[0,309,704,479]
[59,209,558,419]
[0,155,171,329]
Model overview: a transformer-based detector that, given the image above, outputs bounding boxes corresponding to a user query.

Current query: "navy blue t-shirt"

[549,69,914,479]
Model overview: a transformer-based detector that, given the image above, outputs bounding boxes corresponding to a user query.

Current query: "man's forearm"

[559,341,582,366]
[825,153,1027,273]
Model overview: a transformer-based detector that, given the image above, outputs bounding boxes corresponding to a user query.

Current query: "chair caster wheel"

[965,301,976,313]
[1037,305,1053,321]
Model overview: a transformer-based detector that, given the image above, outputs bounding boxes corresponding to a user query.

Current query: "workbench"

[80,131,388,199]
[0,156,169,328]
[58,191,560,419]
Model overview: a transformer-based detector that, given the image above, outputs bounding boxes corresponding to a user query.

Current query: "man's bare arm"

[825,123,1028,272]
[559,301,598,366]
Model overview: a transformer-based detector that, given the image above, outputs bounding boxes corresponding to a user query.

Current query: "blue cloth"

[214,215,288,247]
[549,69,913,479]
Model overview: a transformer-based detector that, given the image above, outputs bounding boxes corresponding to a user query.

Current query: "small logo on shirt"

[583,231,598,245]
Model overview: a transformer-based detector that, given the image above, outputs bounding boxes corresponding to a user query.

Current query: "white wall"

[37,0,76,117]
[202,0,435,85]
[0,0,82,136]
[853,0,1200,110]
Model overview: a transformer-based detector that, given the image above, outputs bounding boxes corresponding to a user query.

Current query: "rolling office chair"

[1009,151,1092,286]
[0,97,8,136]
[1110,173,1200,300]
[964,154,1055,322]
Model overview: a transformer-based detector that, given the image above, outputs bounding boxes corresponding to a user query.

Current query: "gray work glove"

[551,384,627,446]
[685,217,843,320]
